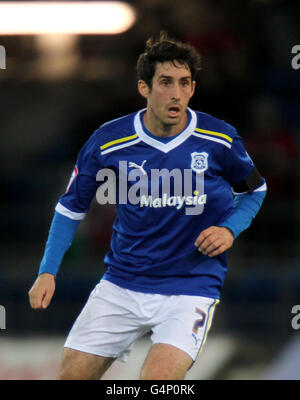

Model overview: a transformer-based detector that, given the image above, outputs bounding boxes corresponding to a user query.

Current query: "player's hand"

[28,273,56,309]
[194,226,234,257]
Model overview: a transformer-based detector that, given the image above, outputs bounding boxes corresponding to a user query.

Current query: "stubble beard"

[148,105,186,137]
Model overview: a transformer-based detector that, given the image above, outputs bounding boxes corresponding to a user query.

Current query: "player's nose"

[170,83,181,101]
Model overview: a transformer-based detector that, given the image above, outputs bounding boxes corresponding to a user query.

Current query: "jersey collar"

[134,108,197,153]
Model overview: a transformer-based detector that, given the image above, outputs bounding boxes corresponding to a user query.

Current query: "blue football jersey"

[56,108,255,299]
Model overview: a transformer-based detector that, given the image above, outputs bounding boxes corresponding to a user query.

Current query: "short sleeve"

[57,131,102,215]
[222,129,255,186]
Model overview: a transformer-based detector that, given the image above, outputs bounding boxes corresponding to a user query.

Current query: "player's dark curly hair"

[136,31,201,89]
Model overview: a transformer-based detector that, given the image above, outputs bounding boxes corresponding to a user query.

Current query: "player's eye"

[181,80,190,87]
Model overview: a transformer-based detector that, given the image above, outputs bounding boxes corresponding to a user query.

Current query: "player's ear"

[138,80,150,99]
[191,80,196,97]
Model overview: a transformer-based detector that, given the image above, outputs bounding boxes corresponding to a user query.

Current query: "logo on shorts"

[191,152,209,173]
[191,307,206,347]
[192,332,201,346]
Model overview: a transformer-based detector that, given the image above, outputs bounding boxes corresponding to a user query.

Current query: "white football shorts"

[64,279,219,362]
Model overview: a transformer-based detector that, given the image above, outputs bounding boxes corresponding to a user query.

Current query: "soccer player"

[28,32,266,380]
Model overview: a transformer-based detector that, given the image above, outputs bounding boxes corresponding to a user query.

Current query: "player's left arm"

[195,124,267,258]
[194,168,266,257]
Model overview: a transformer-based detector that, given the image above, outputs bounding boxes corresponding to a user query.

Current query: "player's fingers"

[28,290,43,309]
[194,228,213,247]
[206,244,227,258]
[197,233,219,254]
[195,226,221,248]
[41,289,53,309]
[200,239,222,256]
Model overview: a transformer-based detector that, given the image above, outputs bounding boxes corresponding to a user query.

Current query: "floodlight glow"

[0,2,136,35]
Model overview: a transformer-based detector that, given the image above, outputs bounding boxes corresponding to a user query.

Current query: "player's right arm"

[28,130,101,310]
[28,211,80,309]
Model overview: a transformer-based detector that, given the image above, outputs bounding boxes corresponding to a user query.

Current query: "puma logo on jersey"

[129,160,147,175]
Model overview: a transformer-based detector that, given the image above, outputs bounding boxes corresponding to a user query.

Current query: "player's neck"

[143,109,188,138]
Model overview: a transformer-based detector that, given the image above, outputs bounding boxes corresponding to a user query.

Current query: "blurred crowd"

[0,0,299,335]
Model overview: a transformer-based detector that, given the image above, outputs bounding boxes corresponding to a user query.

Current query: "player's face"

[138,60,196,136]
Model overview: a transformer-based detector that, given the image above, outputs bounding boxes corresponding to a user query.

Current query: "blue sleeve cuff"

[38,211,80,277]
[219,190,266,239]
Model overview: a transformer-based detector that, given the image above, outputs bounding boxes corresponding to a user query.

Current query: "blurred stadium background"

[0,0,299,380]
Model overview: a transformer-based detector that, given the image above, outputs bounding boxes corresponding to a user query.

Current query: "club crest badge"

[191,152,209,173]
